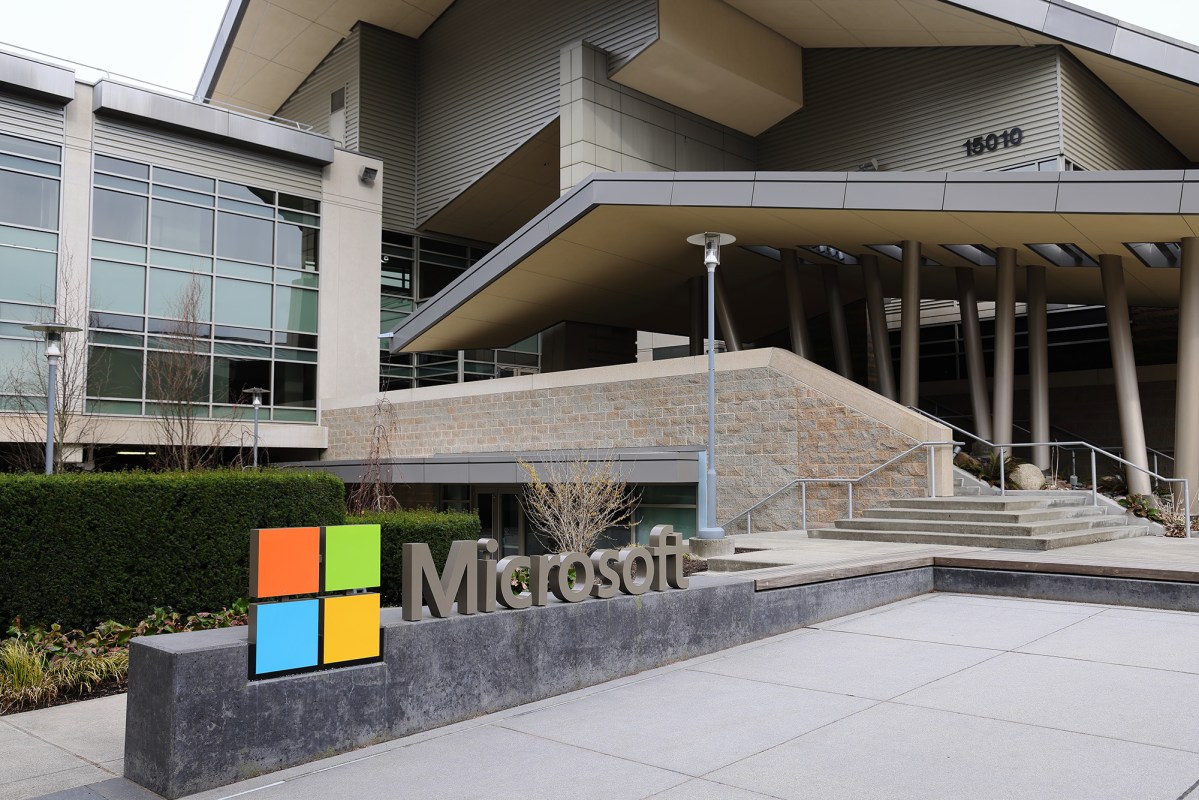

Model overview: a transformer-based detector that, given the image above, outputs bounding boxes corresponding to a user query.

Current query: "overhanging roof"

[389,170,1199,353]
[200,0,1199,158]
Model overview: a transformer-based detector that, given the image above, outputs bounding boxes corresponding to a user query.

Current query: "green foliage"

[0,470,344,629]
[2,601,247,713]
[1118,493,1164,525]
[979,455,1025,489]
[353,509,481,606]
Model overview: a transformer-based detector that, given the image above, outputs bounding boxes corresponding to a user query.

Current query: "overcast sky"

[0,1,1197,96]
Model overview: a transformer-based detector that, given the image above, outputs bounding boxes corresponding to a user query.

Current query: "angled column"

[1099,253,1152,496]
[1027,264,1050,469]
[822,264,853,379]
[992,247,1017,455]
[954,268,992,441]
[899,240,921,407]
[1175,237,1199,507]
[714,270,742,352]
[780,249,813,359]
[689,275,704,356]
[862,254,895,400]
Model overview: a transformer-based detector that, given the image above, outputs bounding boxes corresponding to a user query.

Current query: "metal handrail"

[722,440,960,534]
[909,407,1192,535]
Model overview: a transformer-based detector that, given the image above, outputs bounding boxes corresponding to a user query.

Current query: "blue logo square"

[251,599,319,675]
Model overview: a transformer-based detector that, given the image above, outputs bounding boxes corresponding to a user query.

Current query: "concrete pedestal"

[689,537,736,558]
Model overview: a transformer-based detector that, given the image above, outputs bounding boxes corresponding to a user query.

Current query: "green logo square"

[323,524,382,591]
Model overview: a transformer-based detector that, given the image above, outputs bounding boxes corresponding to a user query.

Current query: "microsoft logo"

[247,524,382,678]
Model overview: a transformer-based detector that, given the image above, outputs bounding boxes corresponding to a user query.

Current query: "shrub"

[0,637,128,714]
[353,509,481,606]
[0,470,345,629]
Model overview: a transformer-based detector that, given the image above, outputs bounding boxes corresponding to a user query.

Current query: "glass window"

[217,211,273,264]
[90,260,145,314]
[153,185,214,207]
[217,259,272,282]
[0,153,59,177]
[151,200,213,254]
[88,346,143,398]
[274,286,317,333]
[0,247,56,304]
[148,269,211,320]
[0,337,38,390]
[273,360,316,407]
[0,224,56,251]
[212,356,271,405]
[418,262,465,300]
[276,268,318,288]
[94,173,147,193]
[93,241,145,263]
[218,182,275,206]
[153,167,214,193]
[278,193,319,214]
[1,170,59,230]
[0,133,60,162]
[277,224,318,271]
[145,349,210,403]
[214,277,271,328]
[218,197,273,218]
[150,249,211,272]
[93,188,146,243]
[95,155,147,179]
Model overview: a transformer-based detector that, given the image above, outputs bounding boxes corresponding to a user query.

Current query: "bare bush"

[347,398,400,514]
[519,454,640,553]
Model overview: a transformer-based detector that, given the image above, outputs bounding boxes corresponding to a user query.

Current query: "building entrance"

[474,488,526,557]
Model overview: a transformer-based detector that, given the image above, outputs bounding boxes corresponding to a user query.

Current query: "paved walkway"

[12,592,1199,800]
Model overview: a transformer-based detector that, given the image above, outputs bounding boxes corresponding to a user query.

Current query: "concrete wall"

[124,567,932,798]
[322,348,953,529]
[560,41,757,193]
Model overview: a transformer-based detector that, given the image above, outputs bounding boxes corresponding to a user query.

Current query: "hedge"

[353,509,481,607]
[0,471,345,629]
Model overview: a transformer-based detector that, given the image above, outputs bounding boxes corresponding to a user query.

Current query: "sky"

[0,1,1198,96]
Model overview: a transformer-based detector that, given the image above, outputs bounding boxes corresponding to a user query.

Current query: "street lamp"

[22,322,82,475]
[686,232,735,539]
[244,387,268,467]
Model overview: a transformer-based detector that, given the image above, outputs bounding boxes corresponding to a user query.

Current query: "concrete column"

[1099,253,1152,496]
[992,248,1017,455]
[822,264,853,379]
[780,249,813,359]
[954,268,992,441]
[1027,264,1050,469]
[1175,238,1199,507]
[899,240,921,407]
[689,275,704,356]
[861,254,895,400]
[713,269,742,352]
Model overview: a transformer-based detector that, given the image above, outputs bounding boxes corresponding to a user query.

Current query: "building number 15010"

[964,127,1023,157]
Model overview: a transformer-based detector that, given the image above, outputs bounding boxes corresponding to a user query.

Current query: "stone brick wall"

[322,349,951,530]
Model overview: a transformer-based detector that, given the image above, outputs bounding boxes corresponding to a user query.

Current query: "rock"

[1010,463,1047,490]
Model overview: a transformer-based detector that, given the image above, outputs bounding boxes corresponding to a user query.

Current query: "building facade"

[4,0,1199,538]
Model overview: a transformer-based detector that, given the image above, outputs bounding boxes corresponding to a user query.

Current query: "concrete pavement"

[12,592,1199,800]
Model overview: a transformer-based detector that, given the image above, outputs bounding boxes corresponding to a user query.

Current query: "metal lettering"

[401,540,479,621]
[496,555,532,609]
[551,552,594,602]
[617,546,654,595]
[590,549,620,599]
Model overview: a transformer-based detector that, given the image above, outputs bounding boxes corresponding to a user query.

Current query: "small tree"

[146,279,243,471]
[347,398,400,514]
[518,454,640,553]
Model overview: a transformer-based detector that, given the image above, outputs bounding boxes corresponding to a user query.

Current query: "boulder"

[1010,463,1047,490]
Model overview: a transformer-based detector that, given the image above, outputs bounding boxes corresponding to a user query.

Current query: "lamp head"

[686,232,736,270]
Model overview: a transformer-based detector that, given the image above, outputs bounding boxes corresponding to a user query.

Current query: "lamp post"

[686,232,735,538]
[244,387,268,467]
[22,322,82,475]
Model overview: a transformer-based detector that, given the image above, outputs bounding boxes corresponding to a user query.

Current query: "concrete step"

[808,524,1150,550]
[833,515,1130,537]
[884,495,1091,512]
[861,506,1120,524]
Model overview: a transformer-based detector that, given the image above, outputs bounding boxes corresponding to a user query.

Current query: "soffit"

[202,0,451,115]
[394,195,1194,353]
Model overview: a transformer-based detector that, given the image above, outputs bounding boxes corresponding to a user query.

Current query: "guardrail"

[722,440,960,534]
[909,408,1193,537]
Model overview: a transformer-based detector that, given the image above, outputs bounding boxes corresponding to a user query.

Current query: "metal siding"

[1059,53,1186,171]
[0,93,66,142]
[276,29,361,151]
[758,47,1063,173]
[416,0,656,225]
[92,118,322,195]
[359,26,419,232]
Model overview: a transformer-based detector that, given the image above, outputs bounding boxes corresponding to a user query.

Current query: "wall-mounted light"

[359,166,379,184]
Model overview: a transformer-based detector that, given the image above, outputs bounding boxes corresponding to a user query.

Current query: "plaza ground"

[7,582,1199,799]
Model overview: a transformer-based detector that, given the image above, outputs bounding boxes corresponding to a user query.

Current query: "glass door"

[473,488,525,556]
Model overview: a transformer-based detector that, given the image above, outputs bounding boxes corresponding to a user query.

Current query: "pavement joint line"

[883,697,1199,757]
[810,626,1008,654]
[1010,646,1199,677]
[670,776,789,800]
[0,715,117,774]
[214,779,284,799]
[1175,774,1199,800]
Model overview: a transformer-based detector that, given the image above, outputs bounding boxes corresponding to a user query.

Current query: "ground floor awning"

[390,170,1199,352]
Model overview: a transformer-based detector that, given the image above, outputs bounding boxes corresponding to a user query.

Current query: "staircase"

[809,492,1151,550]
